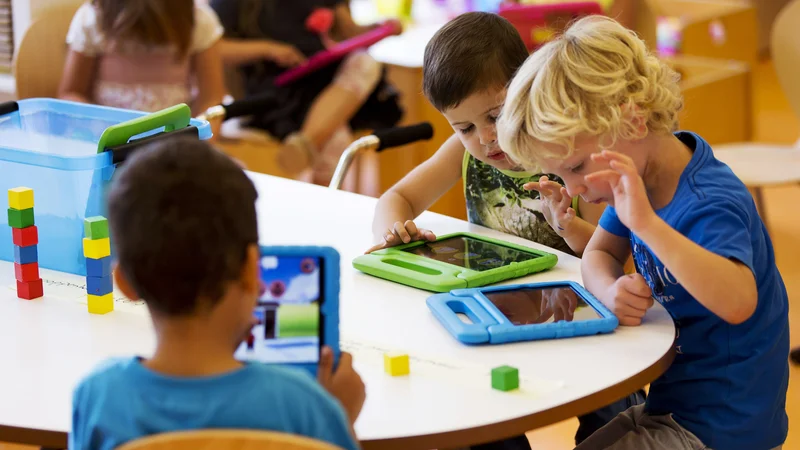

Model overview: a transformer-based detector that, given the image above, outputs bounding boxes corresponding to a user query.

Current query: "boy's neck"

[143,313,243,378]
[641,133,694,210]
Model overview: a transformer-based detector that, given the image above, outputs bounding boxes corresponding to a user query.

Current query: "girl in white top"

[59,0,226,135]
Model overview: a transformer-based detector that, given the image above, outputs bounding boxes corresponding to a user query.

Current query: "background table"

[0,174,675,450]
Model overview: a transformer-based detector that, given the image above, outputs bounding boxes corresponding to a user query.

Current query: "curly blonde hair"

[497,15,683,167]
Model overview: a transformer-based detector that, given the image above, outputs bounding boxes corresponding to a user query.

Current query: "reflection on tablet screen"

[403,236,540,271]
[484,287,602,325]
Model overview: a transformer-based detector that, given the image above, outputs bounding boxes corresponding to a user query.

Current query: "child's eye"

[488,115,498,124]
[458,125,475,135]
[570,162,585,173]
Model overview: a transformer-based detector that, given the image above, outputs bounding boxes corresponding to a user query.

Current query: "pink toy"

[275,20,401,87]
[498,2,603,52]
[306,8,334,34]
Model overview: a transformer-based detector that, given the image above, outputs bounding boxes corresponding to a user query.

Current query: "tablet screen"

[484,286,603,325]
[403,236,540,272]
[235,255,323,364]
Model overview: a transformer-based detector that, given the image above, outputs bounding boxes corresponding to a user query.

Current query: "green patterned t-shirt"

[462,152,578,256]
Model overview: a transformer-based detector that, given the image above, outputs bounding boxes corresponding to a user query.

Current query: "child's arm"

[218,39,307,68]
[58,50,97,104]
[191,42,226,139]
[368,134,464,252]
[586,150,758,325]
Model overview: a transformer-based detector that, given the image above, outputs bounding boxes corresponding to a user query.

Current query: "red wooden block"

[12,226,38,247]
[16,278,43,300]
[14,262,39,282]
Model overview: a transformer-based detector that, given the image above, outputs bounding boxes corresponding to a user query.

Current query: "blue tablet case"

[236,245,340,376]
[426,281,618,345]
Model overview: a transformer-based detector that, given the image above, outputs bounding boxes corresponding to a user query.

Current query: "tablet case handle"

[426,294,498,344]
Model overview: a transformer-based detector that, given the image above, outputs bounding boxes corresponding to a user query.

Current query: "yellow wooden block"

[8,187,34,210]
[384,353,409,376]
[88,293,113,315]
[83,238,110,259]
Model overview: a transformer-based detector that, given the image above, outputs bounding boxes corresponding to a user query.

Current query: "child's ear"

[113,264,140,301]
[241,244,261,294]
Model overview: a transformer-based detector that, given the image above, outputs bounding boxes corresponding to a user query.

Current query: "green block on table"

[7,208,34,229]
[277,304,319,338]
[491,365,519,392]
[84,216,109,239]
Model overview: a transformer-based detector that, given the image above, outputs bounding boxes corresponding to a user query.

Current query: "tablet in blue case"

[426,281,618,345]
[234,246,340,376]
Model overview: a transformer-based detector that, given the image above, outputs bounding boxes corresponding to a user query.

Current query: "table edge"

[361,341,677,450]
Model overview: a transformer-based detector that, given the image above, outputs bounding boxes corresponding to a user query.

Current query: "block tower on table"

[84,216,113,314]
[7,187,43,300]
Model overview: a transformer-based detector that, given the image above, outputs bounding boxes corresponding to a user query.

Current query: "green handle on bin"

[96,104,192,153]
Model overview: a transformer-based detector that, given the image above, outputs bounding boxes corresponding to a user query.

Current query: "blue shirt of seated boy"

[69,357,358,450]
[599,131,789,450]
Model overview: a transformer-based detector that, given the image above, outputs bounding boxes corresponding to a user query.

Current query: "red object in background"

[14,262,39,282]
[16,278,43,300]
[307,8,335,34]
[498,2,603,52]
[12,225,38,247]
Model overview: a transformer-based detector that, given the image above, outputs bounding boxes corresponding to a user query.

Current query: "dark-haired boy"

[69,138,365,450]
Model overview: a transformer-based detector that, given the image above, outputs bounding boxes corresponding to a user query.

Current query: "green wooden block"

[84,216,109,239]
[491,365,519,392]
[7,208,34,229]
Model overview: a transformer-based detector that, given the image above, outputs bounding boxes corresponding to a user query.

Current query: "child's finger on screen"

[422,229,437,241]
[404,220,419,237]
[393,221,412,243]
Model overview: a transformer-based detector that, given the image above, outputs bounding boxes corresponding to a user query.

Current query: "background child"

[59,0,226,136]
[498,15,789,450]
[369,12,642,449]
[69,138,365,450]
[210,0,403,186]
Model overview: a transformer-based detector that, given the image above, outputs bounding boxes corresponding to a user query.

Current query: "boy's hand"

[263,42,307,67]
[318,347,366,424]
[603,274,654,326]
[524,176,576,237]
[366,220,436,254]
[584,151,657,233]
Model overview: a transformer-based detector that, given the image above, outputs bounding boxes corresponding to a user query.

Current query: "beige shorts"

[573,404,783,450]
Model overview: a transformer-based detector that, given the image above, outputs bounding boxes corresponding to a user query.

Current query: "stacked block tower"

[7,187,43,300]
[84,216,113,314]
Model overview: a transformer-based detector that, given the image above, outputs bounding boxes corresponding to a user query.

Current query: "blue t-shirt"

[69,357,358,450]
[599,132,789,450]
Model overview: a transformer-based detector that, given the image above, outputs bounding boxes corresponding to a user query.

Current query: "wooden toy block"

[14,262,39,282]
[86,256,112,278]
[383,353,410,376]
[83,238,111,259]
[12,226,38,247]
[7,207,34,229]
[16,279,43,300]
[86,275,113,296]
[84,216,109,240]
[88,293,114,314]
[491,365,519,392]
[8,187,34,210]
[14,245,38,265]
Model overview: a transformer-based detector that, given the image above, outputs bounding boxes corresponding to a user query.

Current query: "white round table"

[0,174,675,449]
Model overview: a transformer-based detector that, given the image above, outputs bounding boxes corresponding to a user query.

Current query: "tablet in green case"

[352,232,558,292]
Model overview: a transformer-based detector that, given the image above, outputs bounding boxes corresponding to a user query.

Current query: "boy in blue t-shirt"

[69,138,365,450]
[498,16,789,450]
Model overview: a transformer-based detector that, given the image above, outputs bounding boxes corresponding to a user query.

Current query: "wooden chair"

[13,1,83,99]
[711,0,800,231]
[115,429,345,450]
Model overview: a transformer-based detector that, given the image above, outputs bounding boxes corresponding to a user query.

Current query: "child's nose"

[479,128,497,146]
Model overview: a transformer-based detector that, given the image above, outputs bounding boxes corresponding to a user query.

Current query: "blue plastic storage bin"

[0,99,211,276]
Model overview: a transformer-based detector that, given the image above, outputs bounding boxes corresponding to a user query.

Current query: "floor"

[525,59,800,449]
[1,60,798,450]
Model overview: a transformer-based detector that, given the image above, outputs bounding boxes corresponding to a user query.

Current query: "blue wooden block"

[86,257,112,278]
[86,275,113,296]
[14,245,37,265]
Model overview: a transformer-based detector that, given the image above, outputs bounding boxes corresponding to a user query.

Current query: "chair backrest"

[13,1,83,99]
[115,429,345,450]
[771,0,800,121]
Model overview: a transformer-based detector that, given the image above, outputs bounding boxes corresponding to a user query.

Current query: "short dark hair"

[423,12,529,111]
[108,138,259,317]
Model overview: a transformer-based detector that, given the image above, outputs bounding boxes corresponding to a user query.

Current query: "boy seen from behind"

[499,15,788,450]
[69,139,365,450]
